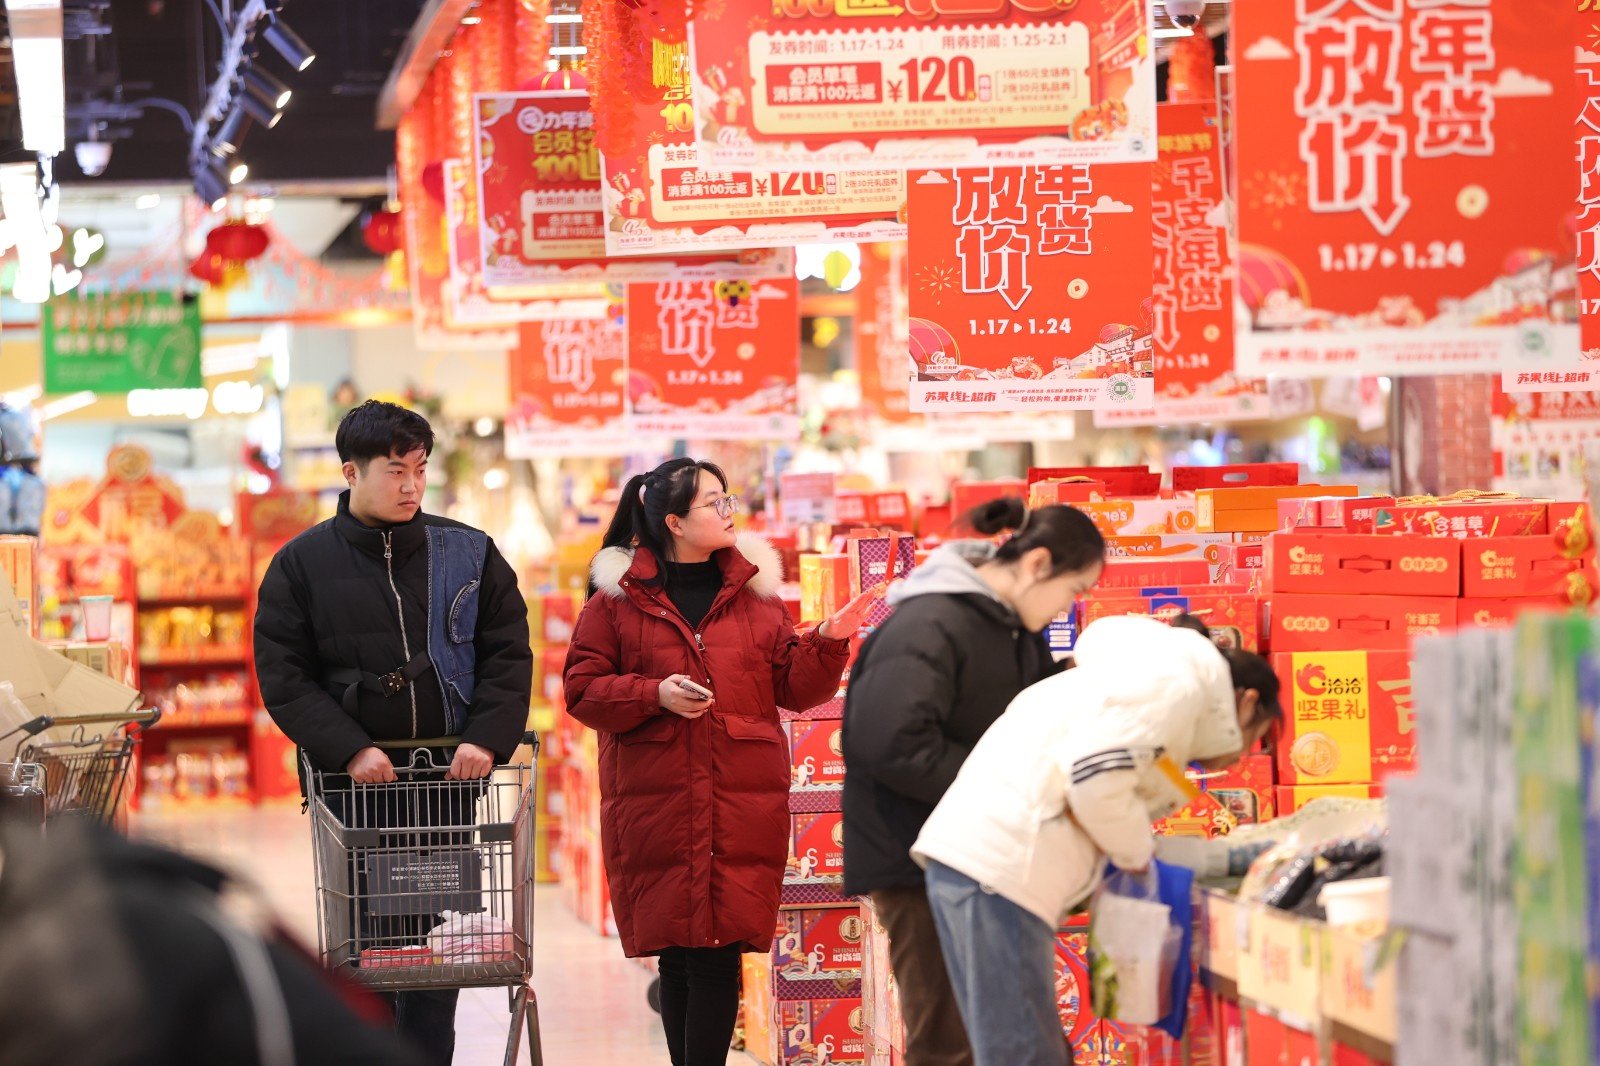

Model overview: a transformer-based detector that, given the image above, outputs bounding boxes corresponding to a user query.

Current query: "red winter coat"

[563,535,849,957]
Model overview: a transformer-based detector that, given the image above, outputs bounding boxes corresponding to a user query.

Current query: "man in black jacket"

[254,401,532,1064]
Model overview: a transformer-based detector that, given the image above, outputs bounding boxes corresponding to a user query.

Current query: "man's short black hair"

[335,400,435,467]
[1220,647,1283,722]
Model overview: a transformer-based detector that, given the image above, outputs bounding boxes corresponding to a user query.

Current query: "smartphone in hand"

[678,678,714,701]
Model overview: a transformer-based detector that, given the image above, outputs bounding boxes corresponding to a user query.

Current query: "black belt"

[325,653,434,717]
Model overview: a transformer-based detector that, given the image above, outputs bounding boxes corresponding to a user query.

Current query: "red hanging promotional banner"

[687,0,1157,173]
[507,317,630,457]
[626,278,802,439]
[1573,5,1600,354]
[444,159,609,327]
[472,91,794,292]
[856,242,913,424]
[1492,386,1600,498]
[1098,102,1268,428]
[598,5,905,256]
[906,163,1155,411]
[1233,1,1578,378]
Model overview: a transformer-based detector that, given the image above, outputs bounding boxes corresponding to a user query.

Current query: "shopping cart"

[0,759,46,826]
[16,707,161,823]
[305,733,543,1066]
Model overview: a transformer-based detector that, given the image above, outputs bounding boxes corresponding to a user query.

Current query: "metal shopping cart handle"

[371,731,540,757]
[28,706,163,731]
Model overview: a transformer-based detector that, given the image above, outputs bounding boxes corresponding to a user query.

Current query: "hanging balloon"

[206,220,271,263]
[362,208,405,256]
[822,250,853,290]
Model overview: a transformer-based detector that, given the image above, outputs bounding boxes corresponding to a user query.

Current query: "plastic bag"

[1089,866,1181,1027]
[426,910,518,964]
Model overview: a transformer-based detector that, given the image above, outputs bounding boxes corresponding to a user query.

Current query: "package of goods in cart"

[428,910,519,964]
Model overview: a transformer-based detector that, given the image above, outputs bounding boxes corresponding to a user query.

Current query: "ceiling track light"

[244,67,292,111]
[212,105,246,155]
[262,17,315,71]
[239,88,283,128]
[195,164,229,211]
[228,161,249,185]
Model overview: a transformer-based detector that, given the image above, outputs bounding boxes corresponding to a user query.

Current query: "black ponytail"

[599,456,730,575]
[957,496,1105,576]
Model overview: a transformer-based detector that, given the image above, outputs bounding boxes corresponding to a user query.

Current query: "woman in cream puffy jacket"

[910,616,1282,1066]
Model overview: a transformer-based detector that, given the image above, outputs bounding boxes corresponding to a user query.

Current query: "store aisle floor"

[135,806,750,1066]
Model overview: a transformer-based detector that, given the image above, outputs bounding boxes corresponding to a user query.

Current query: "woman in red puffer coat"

[564,457,871,1066]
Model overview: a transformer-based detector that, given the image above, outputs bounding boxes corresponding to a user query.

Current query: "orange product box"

[1197,485,1359,534]
[1321,496,1398,533]
[1027,466,1160,496]
[1105,534,1233,575]
[1372,499,1548,538]
[1265,533,1462,597]
[1275,783,1384,815]
[1461,537,1600,603]
[1096,558,1213,590]
[801,554,851,624]
[951,479,1026,516]
[1174,463,1300,492]
[1274,649,1414,786]
[742,955,777,1064]
[1458,597,1570,629]
[1268,594,1457,653]
[1029,479,1110,508]
[1080,499,1200,537]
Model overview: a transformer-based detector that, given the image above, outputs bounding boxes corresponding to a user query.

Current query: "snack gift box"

[1096,558,1213,591]
[778,999,867,1066]
[801,554,851,625]
[1028,466,1161,496]
[1080,499,1198,537]
[1460,537,1598,603]
[784,811,847,905]
[951,479,1026,515]
[772,907,865,1001]
[788,718,846,813]
[1197,485,1357,534]
[1457,597,1569,629]
[846,532,917,628]
[1265,533,1462,598]
[1274,650,1414,786]
[1082,590,1261,652]
[1105,535,1234,580]
[1268,594,1457,653]
[1321,497,1398,533]
[1153,754,1276,838]
[1030,479,1109,507]
[1173,463,1299,491]
[1373,499,1549,538]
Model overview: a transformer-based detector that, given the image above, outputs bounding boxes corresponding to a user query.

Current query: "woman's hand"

[818,587,882,641]
[659,675,713,719]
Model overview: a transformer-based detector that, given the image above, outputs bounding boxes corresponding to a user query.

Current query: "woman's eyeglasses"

[689,494,742,520]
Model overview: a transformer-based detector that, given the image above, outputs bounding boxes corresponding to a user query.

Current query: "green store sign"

[43,291,203,394]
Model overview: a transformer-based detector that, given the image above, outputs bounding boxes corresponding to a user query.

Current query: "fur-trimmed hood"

[590,533,784,600]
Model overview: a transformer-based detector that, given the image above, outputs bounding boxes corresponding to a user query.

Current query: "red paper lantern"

[206,220,271,263]
[188,251,229,285]
[362,208,405,256]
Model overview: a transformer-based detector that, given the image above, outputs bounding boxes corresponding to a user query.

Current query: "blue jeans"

[925,860,1068,1066]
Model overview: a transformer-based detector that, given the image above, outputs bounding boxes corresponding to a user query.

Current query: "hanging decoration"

[1166,32,1216,105]
[361,208,405,257]
[205,220,271,264]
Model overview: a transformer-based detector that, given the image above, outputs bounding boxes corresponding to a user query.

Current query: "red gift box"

[772,906,865,1001]
[1461,537,1599,603]
[1268,594,1456,653]
[1265,534,1462,598]
[1275,649,1415,786]
[788,717,846,812]
[1372,499,1549,538]
[1457,596,1571,629]
[1028,466,1160,496]
[1174,463,1299,491]
[778,998,868,1065]
[784,811,848,905]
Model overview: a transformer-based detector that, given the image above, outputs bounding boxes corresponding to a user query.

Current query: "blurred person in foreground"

[841,498,1106,1066]
[911,615,1282,1065]
[253,400,532,1063]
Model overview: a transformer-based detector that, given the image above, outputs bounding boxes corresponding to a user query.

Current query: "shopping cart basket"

[0,759,46,826]
[17,708,161,823]
[305,733,543,1066]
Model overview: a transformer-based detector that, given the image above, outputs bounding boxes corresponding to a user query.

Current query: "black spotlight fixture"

[263,17,315,72]
[244,66,292,111]
[211,105,246,156]
[195,162,229,211]
[240,86,284,128]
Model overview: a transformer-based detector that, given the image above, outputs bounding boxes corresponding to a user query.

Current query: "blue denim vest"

[425,525,487,735]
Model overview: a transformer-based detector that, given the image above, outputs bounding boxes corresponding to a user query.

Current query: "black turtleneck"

[664,559,722,630]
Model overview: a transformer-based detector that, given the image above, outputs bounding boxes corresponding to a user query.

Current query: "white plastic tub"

[1318,876,1391,928]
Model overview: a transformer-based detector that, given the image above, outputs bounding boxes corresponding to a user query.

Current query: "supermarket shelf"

[139,592,251,608]
[141,648,253,667]
[151,708,255,729]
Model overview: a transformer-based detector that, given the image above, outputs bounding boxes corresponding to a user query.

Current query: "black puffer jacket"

[254,493,532,773]
[842,543,1061,896]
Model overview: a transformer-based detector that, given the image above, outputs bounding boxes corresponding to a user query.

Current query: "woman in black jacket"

[841,499,1105,1066]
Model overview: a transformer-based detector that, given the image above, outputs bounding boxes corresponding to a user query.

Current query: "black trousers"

[657,944,743,1066]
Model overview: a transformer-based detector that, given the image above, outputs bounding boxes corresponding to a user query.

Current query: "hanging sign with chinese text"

[506,317,630,457]
[1234,0,1577,378]
[1572,6,1600,356]
[907,163,1155,411]
[43,291,203,394]
[857,242,913,423]
[626,278,801,439]
[1098,102,1267,427]
[473,91,794,293]
[1492,386,1600,498]
[688,0,1157,173]
[600,10,905,256]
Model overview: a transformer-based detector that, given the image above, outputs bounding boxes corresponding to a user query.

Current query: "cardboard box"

[1105,534,1234,579]
[1461,537,1599,602]
[1321,496,1398,533]
[778,998,867,1066]
[801,554,850,624]
[1154,754,1277,838]
[1216,543,1266,586]
[784,811,847,905]
[951,479,1026,516]
[1079,498,1199,537]
[1275,783,1385,814]
[1082,590,1261,652]
[1275,650,1414,785]
[1457,596,1570,629]
[1214,995,1246,1066]
[1028,466,1160,496]
[742,953,778,1065]
[1322,929,1398,1046]
[1197,485,1359,534]
[1372,499,1549,538]
[1096,558,1213,590]
[1244,1009,1289,1066]
[1199,890,1241,983]
[772,907,866,1000]
[1028,479,1109,508]
[1266,533,1462,597]
[1268,594,1456,653]
[1237,905,1324,1028]
[1174,463,1299,491]
[1277,496,1330,531]
[788,718,846,813]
